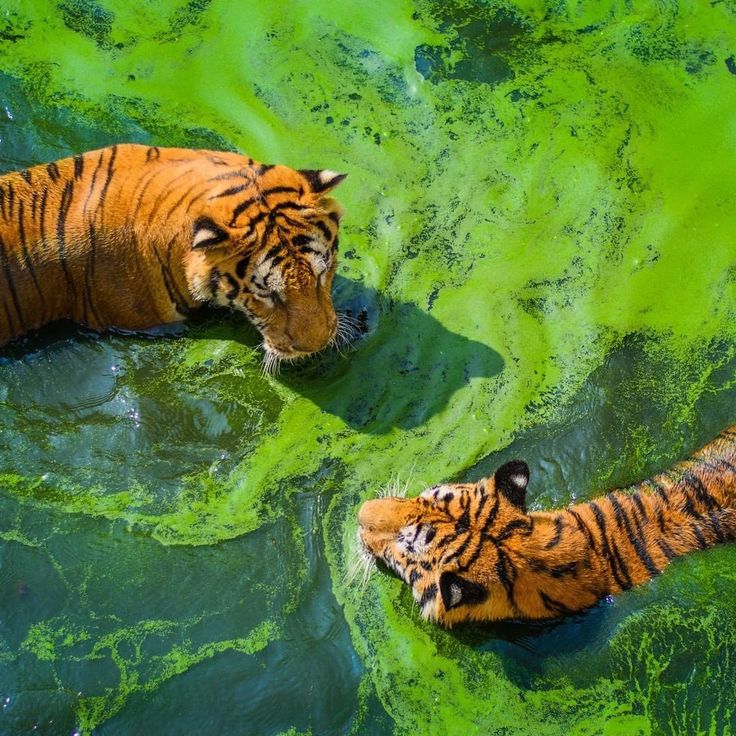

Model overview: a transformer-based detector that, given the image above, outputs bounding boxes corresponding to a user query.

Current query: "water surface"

[1,1,736,733]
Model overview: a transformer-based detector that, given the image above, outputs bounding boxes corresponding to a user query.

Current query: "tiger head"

[357,460,532,627]
[185,165,347,361]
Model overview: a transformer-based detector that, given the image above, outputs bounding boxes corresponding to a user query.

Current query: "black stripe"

[97,144,117,218]
[235,257,251,279]
[46,162,60,183]
[472,489,490,523]
[39,188,49,246]
[495,549,518,610]
[550,561,578,578]
[691,523,708,549]
[567,509,598,553]
[544,516,565,549]
[456,537,487,573]
[145,167,200,225]
[682,471,718,511]
[164,181,207,220]
[419,583,438,609]
[229,197,261,226]
[73,154,84,180]
[56,179,76,292]
[496,518,532,542]
[146,146,160,161]
[0,187,5,220]
[262,185,300,197]
[313,218,332,241]
[707,512,727,543]
[84,222,104,326]
[152,238,195,315]
[480,493,501,533]
[657,539,676,560]
[589,501,632,591]
[234,207,268,232]
[648,479,670,502]
[211,184,250,199]
[20,169,32,185]
[539,590,577,617]
[0,234,26,332]
[83,150,106,215]
[631,492,648,521]
[17,201,43,300]
[207,169,253,182]
[609,494,660,578]
[7,182,14,218]
[223,273,239,301]
[30,191,38,221]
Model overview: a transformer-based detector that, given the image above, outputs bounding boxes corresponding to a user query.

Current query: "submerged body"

[358,427,736,626]
[0,144,346,356]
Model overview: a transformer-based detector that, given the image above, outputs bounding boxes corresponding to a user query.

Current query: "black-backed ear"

[493,460,530,512]
[439,571,488,611]
[299,169,348,194]
[192,216,229,250]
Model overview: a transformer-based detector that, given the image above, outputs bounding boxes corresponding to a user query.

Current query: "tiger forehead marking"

[0,143,347,359]
[358,430,736,627]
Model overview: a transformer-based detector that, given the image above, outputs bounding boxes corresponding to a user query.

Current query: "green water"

[1,0,735,733]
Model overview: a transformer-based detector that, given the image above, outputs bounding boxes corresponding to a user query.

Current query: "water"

[1,1,736,733]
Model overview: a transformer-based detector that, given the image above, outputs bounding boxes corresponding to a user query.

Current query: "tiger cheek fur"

[358,430,736,626]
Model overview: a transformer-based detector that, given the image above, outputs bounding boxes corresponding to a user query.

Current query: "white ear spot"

[321,170,339,184]
[449,583,463,608]
[510,474,528,488]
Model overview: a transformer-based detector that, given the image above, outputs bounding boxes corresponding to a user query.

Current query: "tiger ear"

[299,169,348,194]
[493,460,530,512]
[439,571,488,611]
[192,216,230,250]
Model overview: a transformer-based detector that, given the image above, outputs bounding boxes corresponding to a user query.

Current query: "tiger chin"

[0,143,347,362]
[357,427,736,627]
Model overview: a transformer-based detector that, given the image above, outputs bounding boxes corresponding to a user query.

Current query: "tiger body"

[0,144,346,356]
[358,427,736,626]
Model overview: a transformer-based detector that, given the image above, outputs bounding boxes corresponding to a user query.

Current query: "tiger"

[0,143,347,362]
[357,426,736,626]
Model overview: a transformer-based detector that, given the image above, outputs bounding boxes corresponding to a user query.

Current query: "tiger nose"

[288,314,337,353]
[358,499,387,530]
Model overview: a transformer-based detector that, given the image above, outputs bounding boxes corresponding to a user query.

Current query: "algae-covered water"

[1,1,735,733]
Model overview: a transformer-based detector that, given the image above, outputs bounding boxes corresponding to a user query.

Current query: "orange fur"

[0,144,346,356]
[358,427,736,626]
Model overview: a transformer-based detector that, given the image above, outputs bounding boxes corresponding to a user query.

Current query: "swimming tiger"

[357,426,736,626]
[0,144,346,360]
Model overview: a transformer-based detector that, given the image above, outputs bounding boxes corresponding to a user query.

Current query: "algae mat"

[0,0,735,733]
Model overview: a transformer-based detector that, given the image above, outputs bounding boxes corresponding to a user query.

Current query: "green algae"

[1,0,736,733]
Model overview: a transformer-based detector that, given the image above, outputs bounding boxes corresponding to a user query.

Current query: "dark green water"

[1,1,736,733]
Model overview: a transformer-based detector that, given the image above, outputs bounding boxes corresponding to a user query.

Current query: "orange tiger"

[0,144,346,360]
[357,427,736,626]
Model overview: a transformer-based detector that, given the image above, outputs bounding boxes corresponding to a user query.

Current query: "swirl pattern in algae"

[1,0,736,733]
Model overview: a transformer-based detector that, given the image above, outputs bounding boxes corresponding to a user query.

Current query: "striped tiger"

[357,427,736,626]
[0,143,347,362]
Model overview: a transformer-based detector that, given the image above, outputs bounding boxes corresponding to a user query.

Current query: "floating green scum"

[0,0,735,733]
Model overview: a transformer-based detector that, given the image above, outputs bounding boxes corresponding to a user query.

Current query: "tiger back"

[0,144,346,358]
[357,427,736,626]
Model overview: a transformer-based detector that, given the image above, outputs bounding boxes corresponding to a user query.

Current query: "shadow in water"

[0,275,504,436]
[278,275,504,433]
